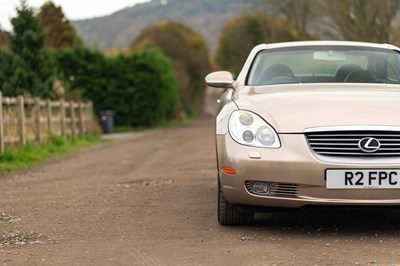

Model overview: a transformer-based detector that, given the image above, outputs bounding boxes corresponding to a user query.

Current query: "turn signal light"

[221,167,237,175]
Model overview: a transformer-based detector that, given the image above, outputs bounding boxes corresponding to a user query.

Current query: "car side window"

[386,56,400,83]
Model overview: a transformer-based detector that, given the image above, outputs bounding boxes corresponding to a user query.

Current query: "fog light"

[251,182,270,195]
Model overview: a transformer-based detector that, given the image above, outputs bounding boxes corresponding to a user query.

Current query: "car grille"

[269,183,300,198]
[306,130,400,157]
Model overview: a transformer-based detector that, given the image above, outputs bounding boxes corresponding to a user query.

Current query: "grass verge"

[0,135,103,176]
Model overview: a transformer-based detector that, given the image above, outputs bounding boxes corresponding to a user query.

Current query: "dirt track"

[2,116,400,265]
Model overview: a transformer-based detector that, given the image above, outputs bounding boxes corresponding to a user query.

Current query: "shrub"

[57,46,179,127]
[126,49,179,126]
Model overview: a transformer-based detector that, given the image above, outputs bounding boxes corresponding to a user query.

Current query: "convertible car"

[206,41,400,225]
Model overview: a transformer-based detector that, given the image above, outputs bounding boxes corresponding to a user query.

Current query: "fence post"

[88,101,94,133]
[78,102,84,135]
[17,96,26,146]
[0,92,4,153]
[60,99,66,137]
[85,102,90,133]
[35,97,42,143]
[70,101,76,137]
[46,100,52,136]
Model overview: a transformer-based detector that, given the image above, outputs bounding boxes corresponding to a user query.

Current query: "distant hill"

[72,0,262,52]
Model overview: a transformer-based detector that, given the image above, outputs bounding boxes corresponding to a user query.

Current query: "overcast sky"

[0,0,151,31]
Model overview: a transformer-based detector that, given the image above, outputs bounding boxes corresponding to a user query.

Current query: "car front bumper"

[216,133,400,208]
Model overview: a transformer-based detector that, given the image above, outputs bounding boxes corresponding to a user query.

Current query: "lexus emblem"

[358,137,381,153]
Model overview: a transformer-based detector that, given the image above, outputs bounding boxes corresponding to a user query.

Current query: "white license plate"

[326,169,400,189]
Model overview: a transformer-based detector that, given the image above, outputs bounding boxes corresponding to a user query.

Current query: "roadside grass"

[0,135,103,175]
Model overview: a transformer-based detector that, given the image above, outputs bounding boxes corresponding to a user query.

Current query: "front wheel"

[218,177,254,225]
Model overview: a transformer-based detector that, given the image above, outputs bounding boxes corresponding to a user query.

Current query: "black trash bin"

[99,110,115,134]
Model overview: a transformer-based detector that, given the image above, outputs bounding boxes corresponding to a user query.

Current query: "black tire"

[218,177,254,225]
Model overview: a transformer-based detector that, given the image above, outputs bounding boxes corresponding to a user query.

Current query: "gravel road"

[1,117,400,265]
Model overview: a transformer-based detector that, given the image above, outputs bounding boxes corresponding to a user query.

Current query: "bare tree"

[322,0,400,43]
[264,0,320,39]
[0,30,8,47]
[263,0,400,43]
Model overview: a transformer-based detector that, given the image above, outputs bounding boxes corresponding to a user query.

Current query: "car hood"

[234,83,400,133]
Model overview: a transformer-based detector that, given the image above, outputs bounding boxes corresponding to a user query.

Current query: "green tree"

[215,13,299,75]
[131,21,210,116]
[4,0,55,97]
[0,50,14,89]
[38,1,82,50]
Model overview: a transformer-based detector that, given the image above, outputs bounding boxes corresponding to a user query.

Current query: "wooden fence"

[0,92,96,153]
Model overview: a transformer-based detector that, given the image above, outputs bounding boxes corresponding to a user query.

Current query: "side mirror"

[205,71,234,89]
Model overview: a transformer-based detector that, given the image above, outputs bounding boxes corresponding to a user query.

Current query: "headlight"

[228,110,280,148]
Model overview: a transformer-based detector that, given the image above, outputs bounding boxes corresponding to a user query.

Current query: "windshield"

[247,46,400,86]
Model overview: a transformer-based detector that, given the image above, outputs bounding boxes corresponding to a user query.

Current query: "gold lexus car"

[206,41,400,225]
